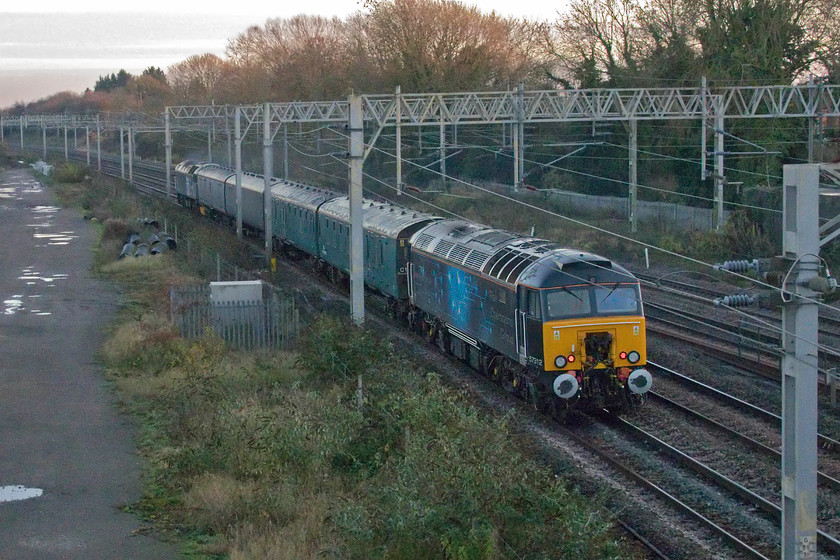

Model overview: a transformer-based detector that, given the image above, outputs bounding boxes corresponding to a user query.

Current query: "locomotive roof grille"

[413,233,435,251]
[472,230,517,247]
[464,249,492,270]
[434,240,455,258]
[449,245,470,264]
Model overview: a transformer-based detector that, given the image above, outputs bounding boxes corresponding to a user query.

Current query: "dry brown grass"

[228,491,339,560]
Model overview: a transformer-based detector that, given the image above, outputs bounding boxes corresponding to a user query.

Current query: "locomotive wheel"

[528,381,550,413]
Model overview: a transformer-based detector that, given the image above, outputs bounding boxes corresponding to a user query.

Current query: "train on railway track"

[174,160,652,416]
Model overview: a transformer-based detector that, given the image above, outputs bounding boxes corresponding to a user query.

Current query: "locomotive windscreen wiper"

[561,285,583,303]
[599,282,620,302]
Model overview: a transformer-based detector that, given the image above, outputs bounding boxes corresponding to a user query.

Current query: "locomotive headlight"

[627,351,640,364]
[554,355,567,368]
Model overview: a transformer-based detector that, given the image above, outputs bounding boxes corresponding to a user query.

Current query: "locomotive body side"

[195,166,233,217]
[173,161,201,207]
[409,220,516,361]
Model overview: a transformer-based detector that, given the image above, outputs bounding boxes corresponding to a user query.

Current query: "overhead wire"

[327,125,840,317]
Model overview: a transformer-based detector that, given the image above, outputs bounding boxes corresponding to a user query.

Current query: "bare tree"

[167,54,226,104]
[356,0,545,92]
[226,15,350,101]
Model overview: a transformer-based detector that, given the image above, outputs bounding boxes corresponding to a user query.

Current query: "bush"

[51,161,89,183]
[723,210,773,258]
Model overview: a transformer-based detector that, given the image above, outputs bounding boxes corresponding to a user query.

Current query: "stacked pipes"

[118,219,177,259]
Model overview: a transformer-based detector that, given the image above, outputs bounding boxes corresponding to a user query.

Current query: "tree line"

[5,0,838,220]
[6,0,838,115]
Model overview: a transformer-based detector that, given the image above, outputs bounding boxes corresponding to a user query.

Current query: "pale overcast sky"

[0,1,566,109]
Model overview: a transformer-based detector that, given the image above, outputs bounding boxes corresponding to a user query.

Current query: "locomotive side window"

[545,287,591,319]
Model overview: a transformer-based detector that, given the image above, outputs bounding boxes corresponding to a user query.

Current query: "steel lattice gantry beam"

[165,83,840,131]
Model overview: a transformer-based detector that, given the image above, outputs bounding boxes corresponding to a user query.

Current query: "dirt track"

[0,166,178,559]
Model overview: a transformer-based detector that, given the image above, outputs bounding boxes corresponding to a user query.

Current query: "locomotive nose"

[627,368,652,394]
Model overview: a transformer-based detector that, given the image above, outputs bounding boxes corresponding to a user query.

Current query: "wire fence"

[170,286,299,350]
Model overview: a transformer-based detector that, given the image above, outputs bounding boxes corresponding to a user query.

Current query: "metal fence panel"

[171,286,299,350]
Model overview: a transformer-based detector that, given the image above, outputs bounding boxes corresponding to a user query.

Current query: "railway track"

[649,361,840,453]
[642,284,840,386]
[637,271,840,342]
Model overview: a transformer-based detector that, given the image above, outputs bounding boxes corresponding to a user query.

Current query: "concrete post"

[629,118,638,233]
[64,125,68,160]
[517,81,525,189]
[119,127,125,179]
[128,127,134,184]
[96,117,101,172]
[165,110,172,198]
[42,125,46,159]
[701,76,708,181]
[396,85,402,195]
[262,103,273,259]
[348,95,365,326]
[85,126,90,166]
[235,106,243,238]
[226,112,232,167]
[440,116,446,191]
[283,125,289,181]
[512,118,519,191]
[780,164,820,560]
[715,114,725,230]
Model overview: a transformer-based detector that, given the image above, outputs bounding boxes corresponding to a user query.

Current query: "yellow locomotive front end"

[539,281,651,409]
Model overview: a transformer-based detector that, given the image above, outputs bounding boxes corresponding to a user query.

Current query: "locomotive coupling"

[627,369,652,394]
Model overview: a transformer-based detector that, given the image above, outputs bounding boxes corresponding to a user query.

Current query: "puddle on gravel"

[19,268,69,286]
[22,182,43,194]
[3,296,24,315]
[0,187,16,199]
[2,294,53,316]
[33,232,77,246]
[0,486,44,503]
